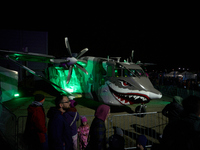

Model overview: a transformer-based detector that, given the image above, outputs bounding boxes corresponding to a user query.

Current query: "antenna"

[131,50,134,60]
[130,50,134,63]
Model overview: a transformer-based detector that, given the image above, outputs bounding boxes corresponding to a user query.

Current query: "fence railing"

[16,112,167,150]
[109,112,168,149]
[0,103,17,149]
[1,104,168,150]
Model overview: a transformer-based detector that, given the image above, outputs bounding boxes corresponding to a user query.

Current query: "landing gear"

[135,104,147,117]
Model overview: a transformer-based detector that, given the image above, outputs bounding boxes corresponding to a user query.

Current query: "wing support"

[6,55,73,96]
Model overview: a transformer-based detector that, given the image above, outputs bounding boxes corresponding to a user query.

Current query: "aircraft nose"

[148,89,162,99]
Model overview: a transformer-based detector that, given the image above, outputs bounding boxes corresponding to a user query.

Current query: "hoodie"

[162,96,184,122]
[87,105,110,150]
[47,107,73,150]
[95,104,110,121]
[25,102,47,143]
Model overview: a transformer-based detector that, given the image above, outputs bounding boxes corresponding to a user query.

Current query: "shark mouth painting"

[108,86,150,105]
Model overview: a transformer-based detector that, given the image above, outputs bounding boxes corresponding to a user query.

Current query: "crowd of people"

[24,94,113,150]
[149,71,200,91]
[24,93,200,150]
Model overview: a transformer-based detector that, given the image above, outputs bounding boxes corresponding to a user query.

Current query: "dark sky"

[1,8,198,71]
[47,17,198,71]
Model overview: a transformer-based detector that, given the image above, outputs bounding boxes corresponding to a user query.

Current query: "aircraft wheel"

[135,105,146,117]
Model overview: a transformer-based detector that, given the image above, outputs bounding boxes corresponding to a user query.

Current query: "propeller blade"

[77,59,87,64]
[50,59,69,64]
[67,65,73,84]
[76,63,88,75]
[65,37,72,57]
[76,48,88,59]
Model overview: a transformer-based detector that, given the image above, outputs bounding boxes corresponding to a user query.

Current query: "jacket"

[87,104,110,150]
[25,103,47,143]
[63,108,79,136]
[87,117,107,150]
[47,107,73,150]
[78,124,90,144]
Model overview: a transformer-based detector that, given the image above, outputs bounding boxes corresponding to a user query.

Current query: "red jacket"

[25,104,47,143]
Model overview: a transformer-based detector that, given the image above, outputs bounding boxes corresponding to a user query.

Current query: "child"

[78,116,90,150]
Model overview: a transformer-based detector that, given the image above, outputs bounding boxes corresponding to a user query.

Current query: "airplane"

[0,37,162,113]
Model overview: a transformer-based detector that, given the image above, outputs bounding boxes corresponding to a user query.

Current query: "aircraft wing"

[136,61,156,66]
[0,49,55,63]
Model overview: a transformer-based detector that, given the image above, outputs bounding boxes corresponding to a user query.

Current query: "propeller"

[64,37,88,84]
[48,37,88,84]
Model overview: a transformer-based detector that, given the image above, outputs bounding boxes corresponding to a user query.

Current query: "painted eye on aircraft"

[119,80,131,87]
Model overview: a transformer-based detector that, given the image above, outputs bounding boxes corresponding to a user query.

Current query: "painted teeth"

[113,94,130,105]
[113,93,148,104]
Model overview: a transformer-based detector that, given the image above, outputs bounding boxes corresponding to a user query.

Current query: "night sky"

[1,7,198,71]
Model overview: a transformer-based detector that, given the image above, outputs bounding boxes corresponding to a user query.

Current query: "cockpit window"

[115,68,146,77]
[130,69,146,77]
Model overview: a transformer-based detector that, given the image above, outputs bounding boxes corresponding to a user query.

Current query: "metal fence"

[0,103,17,149]
[109,112,168,149]
[0,105,168,150]
[15,112,168,150]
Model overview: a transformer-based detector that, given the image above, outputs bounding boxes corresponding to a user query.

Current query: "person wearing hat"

[136,135,147,150]
[108,127,125,150]
[24,94,48,150]
[78,116,90,150]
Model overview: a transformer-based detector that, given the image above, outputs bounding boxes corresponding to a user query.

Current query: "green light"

[76,61,87,67]
[14,93,20,97]
[48,67,84,93]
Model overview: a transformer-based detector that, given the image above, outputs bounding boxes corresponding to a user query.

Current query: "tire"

[135,105,146,117]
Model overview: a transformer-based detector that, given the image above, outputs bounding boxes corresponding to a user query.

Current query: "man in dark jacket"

[47,94,73,150]
[24,94,48,150]
[161,95,200,150]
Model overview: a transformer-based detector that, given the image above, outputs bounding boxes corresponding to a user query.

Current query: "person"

[162,96,184,123]
[86,104,110,150]
[47,94,73,150]
[108,127,125,150]
[24,94,48,150]
[161,95,200,150]
[136,135,147,150]
[78,116,90,150]
[64,100,79,150]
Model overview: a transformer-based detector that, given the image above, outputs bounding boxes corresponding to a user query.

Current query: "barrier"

[17,116,28,150]
[0,103,17,149]
[1,103,168,150]
[110,112,168,149]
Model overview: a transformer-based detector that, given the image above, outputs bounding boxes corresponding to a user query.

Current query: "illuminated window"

[107,66,113,77]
